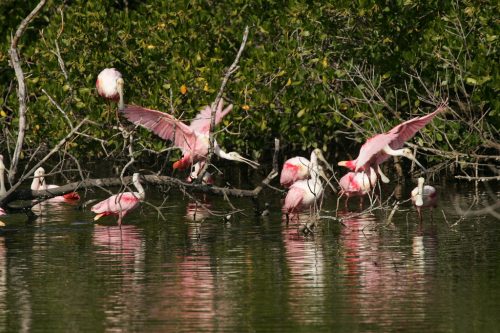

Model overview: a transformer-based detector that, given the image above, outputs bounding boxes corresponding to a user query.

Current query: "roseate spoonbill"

[186,162,214,185]
[0,155,7,197]
[121,100,259,171]
[338,103,447,183]
[411,177,437,221]
[282,161,325,217]
[96,68,124,110]
[339,168,378,207]
[91,173,145,226]
[0,208,5,216]
[30,167,80,201]
[280,148,330,188]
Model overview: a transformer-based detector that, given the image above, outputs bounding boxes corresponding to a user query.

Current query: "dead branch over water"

[8,0,48,183]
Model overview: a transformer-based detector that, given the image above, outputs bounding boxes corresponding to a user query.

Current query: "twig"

[455,175,500,182]
[0,118,88,207]
[200,26,249,178]
[8,0,48,183]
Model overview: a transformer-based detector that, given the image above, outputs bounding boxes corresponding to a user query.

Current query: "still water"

[0,178,499,332]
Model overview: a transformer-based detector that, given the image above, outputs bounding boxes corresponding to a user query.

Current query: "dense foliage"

[0,0,498,166]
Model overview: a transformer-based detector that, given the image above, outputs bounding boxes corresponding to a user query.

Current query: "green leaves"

[0,0,496,160]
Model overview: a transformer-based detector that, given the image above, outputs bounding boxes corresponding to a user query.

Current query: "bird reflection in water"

[338,211,439,330]
[92,224,146,330]
[150,208,219,332]
[282,222,325,325]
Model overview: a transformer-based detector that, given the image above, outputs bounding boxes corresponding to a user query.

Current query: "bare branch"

[0,118,88,207]
[8,0,48,183]
[199,26,249,178]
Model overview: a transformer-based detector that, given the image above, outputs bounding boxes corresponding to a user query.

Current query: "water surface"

[0,179,499,332]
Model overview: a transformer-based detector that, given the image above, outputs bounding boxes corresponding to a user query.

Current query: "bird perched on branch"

[411,177,437,221]
[91,173,145,226]
[338,102,447,183]
[280,148,330,188]
[121,99,260,172]
[96,68,124,120]
[31,167,80,202]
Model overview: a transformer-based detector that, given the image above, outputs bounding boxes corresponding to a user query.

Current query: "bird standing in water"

[338,103,447,183]
[411,177,437,221]
[338,168,378,208]
[280,148,330,188]
[282,158,325,218]
[91,173,145,226]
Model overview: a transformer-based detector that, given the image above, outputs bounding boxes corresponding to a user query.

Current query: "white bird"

[411,177,437,221]
[31,167,80,201]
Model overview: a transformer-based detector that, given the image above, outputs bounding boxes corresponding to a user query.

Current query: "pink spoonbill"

[121,99,260,171]
[186,162,214,185]
[280,148,330,188]
[31,167,80,201]
[282,159,325,217]
[96,68,125,115]
[338,103,447,183]
[91,173,145,226]
[411,177,437,221]
[339,168,378,208]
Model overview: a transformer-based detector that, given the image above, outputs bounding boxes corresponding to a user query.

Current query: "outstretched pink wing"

[354,132,399,171]
[122,105,198,153]
[355,103,446,170]
[387,104,446,150]
[189,100,233,134]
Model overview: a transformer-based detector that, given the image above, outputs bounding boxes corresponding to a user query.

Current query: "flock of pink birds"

[0,67,442,226]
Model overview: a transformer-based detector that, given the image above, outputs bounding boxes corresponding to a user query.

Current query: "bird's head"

[226,152,260,169]
[312,148,333,172]
[337,160,356,171]
[415,177,425,206]
[33,167,46,187]
[401,148,426,171]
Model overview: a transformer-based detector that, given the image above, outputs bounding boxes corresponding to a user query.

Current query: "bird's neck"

[0,168,6,196]
[214,144,231,160]
[31,176,44,191]
[382,145,404,157]
[133,178,145,200]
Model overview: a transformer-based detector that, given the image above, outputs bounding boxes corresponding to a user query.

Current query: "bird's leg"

[335,195,342,216]
[377,165,390,183]
[285,213,290,225]
[117,213,123,228]
[359,196,364,210]
[417,207,423,223]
